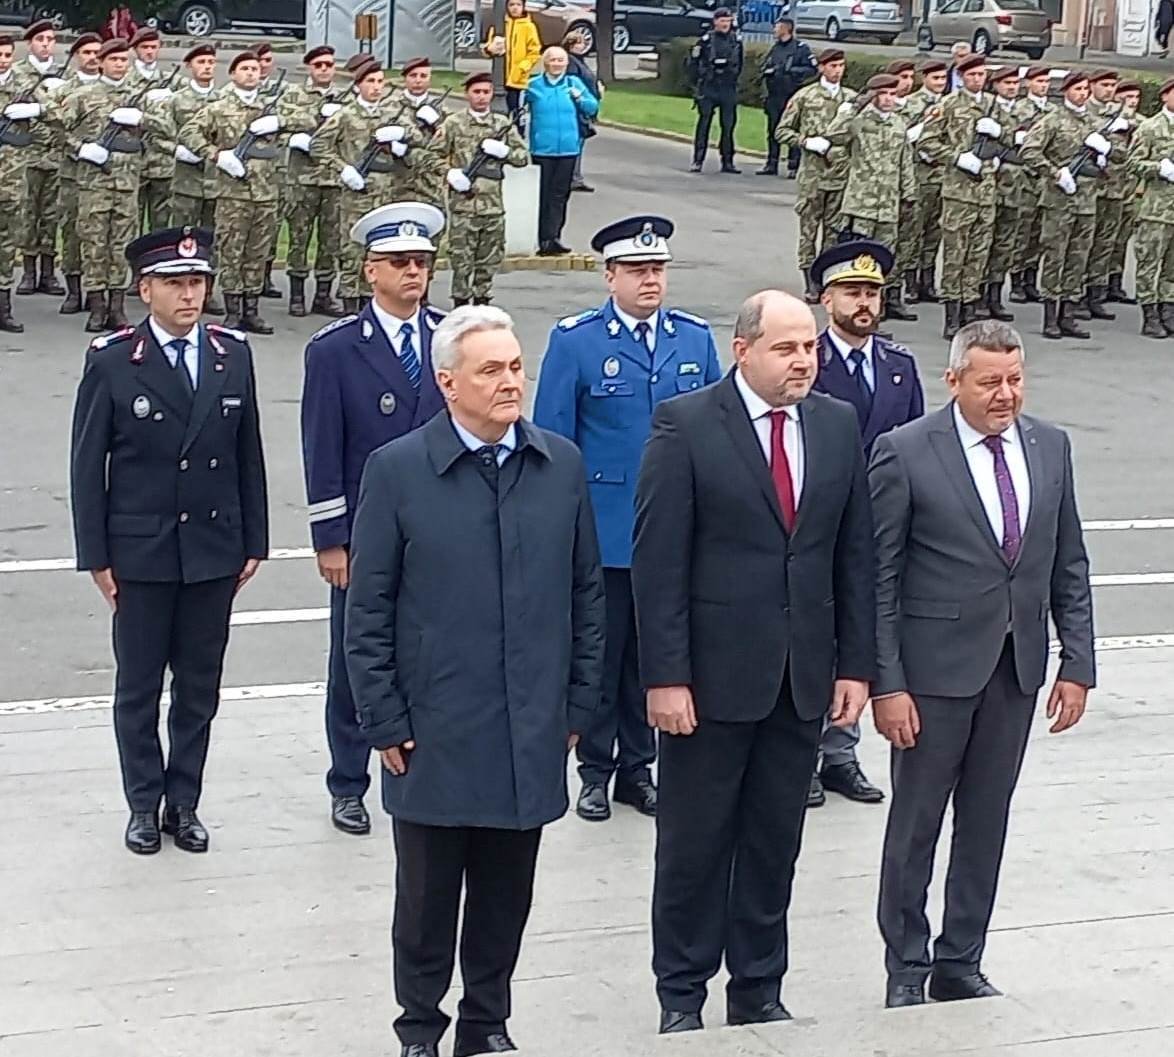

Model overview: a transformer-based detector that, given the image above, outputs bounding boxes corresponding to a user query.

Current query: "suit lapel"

[355,304,417,397]
[719,373,788,537]
[1013,416,1042,569]
[650,312,679,377]
[603,301,654,375]
[181,328,227,455]
[135,325,193,422]
[861,355,894,443]
[928,406,1007,564]
[791,398,819,537]
[413,310,443,427]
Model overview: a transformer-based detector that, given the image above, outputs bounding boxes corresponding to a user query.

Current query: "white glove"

[1084,131,1111,156]
[4,101,40,120]
[1014,129,1027,146]
[1096,154,1108,170]
[375,124,405,143]
[175,144,201,164]
[110,106,143,127]
[1160,158,1174,183]
[804,135,830,155]
[145,87,171,104]
[389,140,408,158]
[446,167,472,193]
[41,76,65,92]
[340,164,366,191]
[480,137,509,159]
[289,132,312,153]
[216,149,246,179]
[905,121,924,144]
[249,113,280,136]
[991,156,1001,172]
[1056,166,1077,195]
[416,104,440,126]
[78,142,109,166]
[1108,115,1130,134]
[320,102,342,120]
[976,117,1002,137]
[955,150,982,175]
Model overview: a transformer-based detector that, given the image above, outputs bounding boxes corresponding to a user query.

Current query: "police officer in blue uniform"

[809,238,925,808]
[533,215,722,822]
[300,202,447,836]
[69,226,269,855]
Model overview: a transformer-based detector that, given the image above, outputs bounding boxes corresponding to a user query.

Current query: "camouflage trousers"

[267,181,286,263]
[939,197,994,303]
[59,177,80,276]
[986,202,1030,284]
[137,178,172,235]
[215,197,280,295]
[1038,208,1095,301]
[0,194,20,286]
[795,186,845,270]
[1014,208,1043,271]
[286,184,341,282]
[893,197,918,283]
[449,212,506,302]
[1111,202,1136,276]
[841,217,900,292]
[914,181,943,270]
[78,187,138,292]
[21,167,58,256]
[339,190,396,298]
[1086,196,1125,286]
[1132,220,1174,304]
[171,193,217,231]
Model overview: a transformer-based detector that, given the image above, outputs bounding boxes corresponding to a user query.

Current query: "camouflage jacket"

[824,104,914,224]
[918,89,1010,205]
[156,81,221,200]
[13,56,65,169]
[989,96,1036,209]
[57,77,144,194]
[180,86,285,203]
[52,70,99,182]
[278,79,348,187]
[774,80,857,193]
[1020,101,1107,217]
[902,87,944,187]
[0,72,35,201]
[129,63,177,180]
[1088,98,1134,202]
[1128,110,1174,225]
[310,95,424,202]
[392,88,456,208]
[442,109,529,217]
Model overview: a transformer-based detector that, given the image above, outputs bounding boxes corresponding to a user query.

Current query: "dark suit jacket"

[870,404,1096,699]
[632,371,876,723]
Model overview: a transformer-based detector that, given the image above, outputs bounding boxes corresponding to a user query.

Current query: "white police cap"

[350,201,446,254]
[591,215,674,263]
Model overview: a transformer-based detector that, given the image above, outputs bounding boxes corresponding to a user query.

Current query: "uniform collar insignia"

[362,319,373,340]
[606,318,621,337]
[663,315,675,335]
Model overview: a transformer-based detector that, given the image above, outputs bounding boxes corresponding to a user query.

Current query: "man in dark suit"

[69,226,269,855]
[345,305,605,1057]
[300,202,446,836]
[809,239,925,808]
[633,289,876,1033]
[870,319,1094,1009]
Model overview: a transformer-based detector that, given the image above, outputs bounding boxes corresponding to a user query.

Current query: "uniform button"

[178,458,189,471]
[593,472,602,481]
[208,458,218,469]
[179,512,189,523]
[209,509,218,520]
[650,373,659,383]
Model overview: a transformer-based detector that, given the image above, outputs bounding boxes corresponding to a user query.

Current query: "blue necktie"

[398,322,421,390]
[169,338,194,392]
[635,321,651,356]
[848,348,872,420]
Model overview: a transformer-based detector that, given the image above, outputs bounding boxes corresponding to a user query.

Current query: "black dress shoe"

[576,782,611,822]
[125,811,161,855]
[720,163,742,174]
[727,1000,792,1025]
[161,805,208,853]
[928,971,1002,1002]
[401,1045,439,1057]
[689,161,702,173]
[453,1031,516,1056]
[807,772,825,808]
[821,761,885,803]
[886,980,926,1008]
[570,181,595,192]
[550,240,572,255]
[331,795,371,835]
[659,1010,703,1034]
[613,776,657,816]
[755,163,778,175]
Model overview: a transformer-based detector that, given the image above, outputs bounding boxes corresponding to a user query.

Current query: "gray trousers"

[877,640,1035,983]
[820,719,859,766]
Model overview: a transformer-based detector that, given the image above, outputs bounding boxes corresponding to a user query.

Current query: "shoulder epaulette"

[88,326,134,351]
[557,308,602,331]
[667,308,710,329]
[309,315,358,342]
[423,306,447,330]
[207,322,248,342]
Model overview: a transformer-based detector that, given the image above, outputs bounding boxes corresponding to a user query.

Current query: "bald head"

[733,290,818,407]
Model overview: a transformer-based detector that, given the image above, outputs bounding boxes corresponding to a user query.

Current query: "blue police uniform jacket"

[812,330,925,456]
[533,299,722,568]
[300,303,447,550]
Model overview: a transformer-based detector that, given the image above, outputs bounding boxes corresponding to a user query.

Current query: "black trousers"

[392,819,542,1047]
[534,155,576,245]
[505,87,524,132]
[692,89,738,165]
[111,576,236,812]
[764,96,800,172]
[325,584,371,799]
[878,640,1036,983]
[652,680,821,1013]
[576,568,656,786]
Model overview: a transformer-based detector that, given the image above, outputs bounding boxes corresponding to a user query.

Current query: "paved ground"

[2,128,1173,1056]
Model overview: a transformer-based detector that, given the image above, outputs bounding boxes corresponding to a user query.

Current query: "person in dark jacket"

[688,7,744,174]
[564,29,602,192]
[345,305,606,1057]
[1158,0,1174,52]
[756,17,815,177]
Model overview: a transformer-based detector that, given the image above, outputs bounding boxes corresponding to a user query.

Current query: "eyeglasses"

[310,59,335,69]
[377,253,432,269]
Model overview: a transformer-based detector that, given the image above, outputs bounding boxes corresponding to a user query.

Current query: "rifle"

[231,67,288,168]
[1067,102,1126,180]
[0,70,55,149]
[412,85,453,133]
[959,93,1003,182]
[94,64,181,157]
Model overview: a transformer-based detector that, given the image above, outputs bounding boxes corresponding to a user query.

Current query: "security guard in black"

[757,17,816,175]
[689,7,744,174]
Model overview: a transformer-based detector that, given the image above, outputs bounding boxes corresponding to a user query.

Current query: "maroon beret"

[464,71,493,89]
[920,60,947,76]
[69,31,102,56]
[885,60,915,75]
[98,37,130,60]
[22,19,55,40]
[1061,69,1090,91]
[402,56,431,74]
[955,54,986,74]
[817,48,844,65]
[183,43,216,63]
[229,50,259,73]
[130,27,160,47]
[303,44,334,64]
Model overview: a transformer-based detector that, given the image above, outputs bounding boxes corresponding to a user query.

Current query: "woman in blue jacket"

[525,46,600,255]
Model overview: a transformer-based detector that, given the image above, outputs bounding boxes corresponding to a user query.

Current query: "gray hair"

[734,293,767,344]
[948,320,1025,373]
[431,304,515,372]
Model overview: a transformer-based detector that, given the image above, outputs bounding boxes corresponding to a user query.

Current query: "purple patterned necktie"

[983,434,1021,562]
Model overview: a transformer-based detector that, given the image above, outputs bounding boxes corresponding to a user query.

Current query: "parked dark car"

[150,0,304,37]
[612,0,718,52]
[0,3,63,28]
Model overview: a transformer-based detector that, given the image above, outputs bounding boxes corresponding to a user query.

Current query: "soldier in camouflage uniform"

[59,37,145,333]
[1083,69,1129,321]
[14,19,65,297]
[128,27,174,233]
[902,60,947,303]
[310,57,423,313]
[255,42,283,300]
[0,33,38,330]
[982,65,1027,322]
[1125,78,1174,338]
[1020,70,1113,340]
[1108,80,1142,305]
[824,73,916,323]
[885,59,919,318]
[442,71,528,306]
[775,47,856,303]
[278,44,346,318]
[393,56,453,211]
[918,53,1010,339]
[1009,65,1052,305]
[181,50,286,334]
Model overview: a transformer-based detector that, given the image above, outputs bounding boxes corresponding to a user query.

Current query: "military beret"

[0,33,16,49]
[69,31,102,56]
[464,71,493,89]
[130,27,160,47]
[344,53,369,73]
[1023,65,1050,80]
[712,6,733,16]
[1060,69,1090,91]
[955,54,986,74]
[350,57,383,84]
[229,50,260,72]
[885,59,915,75]
[22,19,55,40]
[817,48,844,65]
[183,43,216,63]
[988,66,1019,84]
[1115,79,1142,95]
[1087,68,1118,83]
[1160,77,1174,98]
[866,73,898,91]
[303,44,335,64]
[98,37,130,59]
[253,42,273,58]
[920,60,947,75]
[402,55,431,74]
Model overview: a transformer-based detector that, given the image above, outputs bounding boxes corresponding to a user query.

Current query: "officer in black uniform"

[69,226,269,856]
[756,17,816,177]
[688,7,743,175]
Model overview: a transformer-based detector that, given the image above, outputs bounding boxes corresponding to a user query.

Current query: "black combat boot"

[1141,304,1166,339]
[1058,301,1090,339]
[242,294,273,335]
[885,286,917,321]
[260,262,281,298]
[803,270,821,305]
[1071,292,1092,321]
[452,296,470,308]
[342,296,360,315]
[105,289,129,329]
[1041,300,1062,340]
[84,291,107,333]
[918,266,940,303]
[1008,271,1029,303]
[37,254,64,295]
[1107,273,1136,304]
[472,296,491,306]
[1086,285,1115,320]
[59,274,82,314]
[204,277,224,316]
[288,275,306,317]
[0,289,24,332]
[222,293,244,329]
[311,279,343,317]
[755,162,778,176]
[986,281,1014,321]
[905,270,920,304]
[942,301,961,340]
[959,301,976,326]
[1160,302,1174,336]
[16,255,36,295]
[1022,266,1042,302]
[968,297,990,321]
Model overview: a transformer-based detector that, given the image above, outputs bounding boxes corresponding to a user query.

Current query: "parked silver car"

[918,0,1052,61]
[791,0,902,45]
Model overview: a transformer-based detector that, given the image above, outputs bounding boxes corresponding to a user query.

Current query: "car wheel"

[612,23,631,53]
[453,13,477,52]
[878,34,898,45]
[570,20,595,54]
[181,3,216,37]
[826,17,841,41]
[1025,47,1045,60]
[972,28,992,55]
[916,24,934,51]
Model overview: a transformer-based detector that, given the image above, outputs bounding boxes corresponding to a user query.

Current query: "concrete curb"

[273,254,597,273]
[596,118,769,159]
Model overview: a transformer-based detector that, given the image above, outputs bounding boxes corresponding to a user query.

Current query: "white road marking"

[232,607,328,626]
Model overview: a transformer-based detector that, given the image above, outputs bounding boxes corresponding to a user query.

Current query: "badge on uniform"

[663,316,676,335]
[221,396,242,416]
[379,392,397,415]
[893,373,902,386]
[132,395,151,418]
[606,318,621,337]
[362,319,373,340]
[152,411,164,421]
[678,362,701,375]
[130,339,145,365]
[603,357,620,378]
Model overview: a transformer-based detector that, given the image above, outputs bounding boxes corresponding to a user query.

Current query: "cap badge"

[177,236,197,258]
[379,392,397,415]
[398,221,418,238]
[603,357,620,378]
[132,395,150,418]
[637,222,656,248]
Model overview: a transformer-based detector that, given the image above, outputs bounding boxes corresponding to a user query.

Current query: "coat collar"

[426,413,550,476]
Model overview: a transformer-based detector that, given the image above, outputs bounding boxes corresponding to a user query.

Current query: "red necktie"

[769,410,796,531]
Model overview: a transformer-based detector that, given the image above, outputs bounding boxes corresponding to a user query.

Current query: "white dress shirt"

[611,302,658,353]
[825,329,875,391]
[733,368,805,503]
[371,301,422,361]
[150,318,200,389]
[952,403,1031,540]
[451,417,518,466]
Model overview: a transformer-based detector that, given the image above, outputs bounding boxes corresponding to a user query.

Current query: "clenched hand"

[317,546,349,589]
[873,691,921,749]
[380,740,416,776]
[647,685,698,736]
[828,678,869,728]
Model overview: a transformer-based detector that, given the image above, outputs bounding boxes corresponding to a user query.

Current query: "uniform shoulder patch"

[207,323,249,343]
[309,315,358,342]
[88,326,134,351]
[423,306,447,330]
[557,308,602,331]
[667,308,710,329]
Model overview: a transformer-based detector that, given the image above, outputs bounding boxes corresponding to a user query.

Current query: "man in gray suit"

[869,319,1095,1010]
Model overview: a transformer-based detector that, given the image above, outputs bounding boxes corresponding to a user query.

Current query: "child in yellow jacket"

[484,0,542,124]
